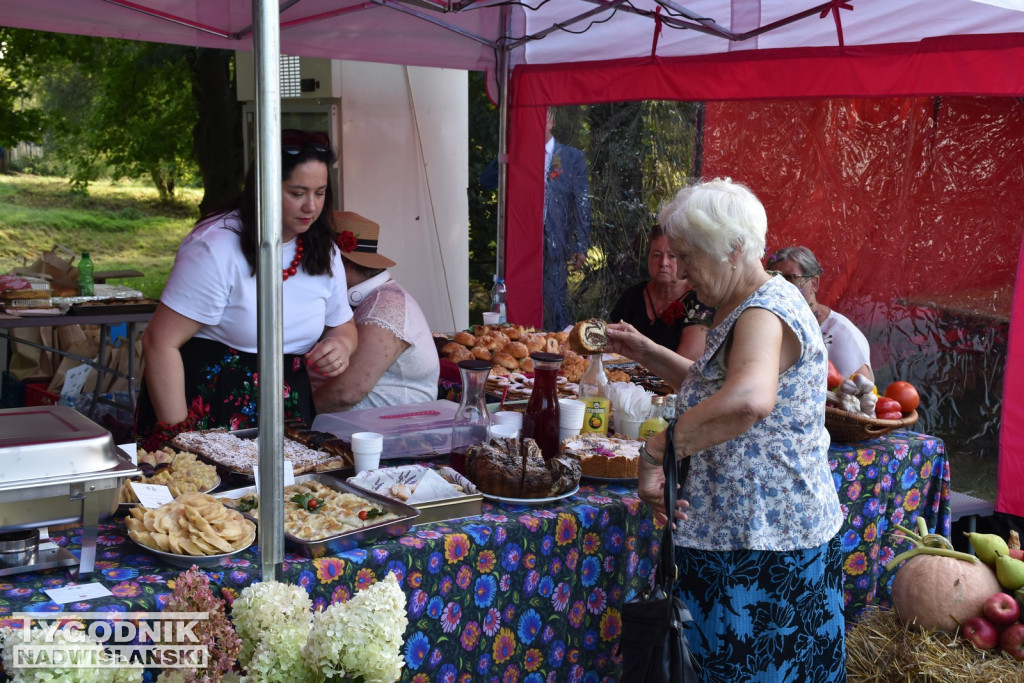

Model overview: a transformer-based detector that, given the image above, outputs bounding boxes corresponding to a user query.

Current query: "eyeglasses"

[767,270,815,285]
[281,129,331,155]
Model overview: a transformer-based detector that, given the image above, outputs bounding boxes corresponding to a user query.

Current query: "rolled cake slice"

[568,318,608,355]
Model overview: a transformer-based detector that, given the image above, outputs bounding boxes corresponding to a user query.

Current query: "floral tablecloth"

[829,429,951,621]
[0,430,950,678]
[0,482,659,683]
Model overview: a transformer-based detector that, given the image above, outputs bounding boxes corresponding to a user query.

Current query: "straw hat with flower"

[332,211,396,269]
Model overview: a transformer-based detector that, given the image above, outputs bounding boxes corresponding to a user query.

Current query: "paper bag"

[102,337,142,393]
[8,327,55,381]
[46,325,101,395]
[17,245,79,294]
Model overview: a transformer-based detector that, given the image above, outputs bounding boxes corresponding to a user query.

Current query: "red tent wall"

[504,48,1024,516]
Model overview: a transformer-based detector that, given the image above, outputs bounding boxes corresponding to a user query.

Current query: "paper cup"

[558,399,586,430]
[354,451,382,474]
[489,424,519,440]
[493,411,523,428]
[482,312,501,325]
[616,419,643,440]
[351,431,383,473]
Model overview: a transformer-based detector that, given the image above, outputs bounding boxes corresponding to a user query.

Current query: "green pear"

[966,531,1009,565]
[995,552,1024,591]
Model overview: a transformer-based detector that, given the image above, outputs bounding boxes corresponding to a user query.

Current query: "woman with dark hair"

[136,130,357,448]
[609,225,713,360]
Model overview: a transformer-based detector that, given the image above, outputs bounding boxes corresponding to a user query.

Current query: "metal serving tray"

[216,474,418,558]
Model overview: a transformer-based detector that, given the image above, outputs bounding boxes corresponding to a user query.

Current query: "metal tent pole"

[494,5,511,282]
[253,0,285,582]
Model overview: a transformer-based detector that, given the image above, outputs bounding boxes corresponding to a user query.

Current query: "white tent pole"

[253,0,285,582]
[494,5,511,282]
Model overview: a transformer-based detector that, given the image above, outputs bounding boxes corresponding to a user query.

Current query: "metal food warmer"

[0,405,138,578]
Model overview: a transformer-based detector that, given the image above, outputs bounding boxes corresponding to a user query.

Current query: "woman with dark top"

[609,225,713,360]
[136,129,357,449]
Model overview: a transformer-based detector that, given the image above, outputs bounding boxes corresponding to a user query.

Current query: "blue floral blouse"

[673,276,843,551]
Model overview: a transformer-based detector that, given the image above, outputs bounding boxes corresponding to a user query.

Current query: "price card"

[44,582,113,604]
[62,362,93,398]
[130,482,174,508]
[253,461,295,494]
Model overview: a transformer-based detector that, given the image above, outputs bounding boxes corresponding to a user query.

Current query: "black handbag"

[618,418,699,682]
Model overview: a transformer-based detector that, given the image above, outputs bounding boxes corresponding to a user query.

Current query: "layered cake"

[561,433,645,479]
[568,318,608,355]
[464,437,581,498]
[171,429,349,476]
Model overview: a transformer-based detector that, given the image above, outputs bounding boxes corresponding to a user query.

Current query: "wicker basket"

[825,406,918,443]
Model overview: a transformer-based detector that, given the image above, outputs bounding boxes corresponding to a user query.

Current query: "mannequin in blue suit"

[543,109,591,330]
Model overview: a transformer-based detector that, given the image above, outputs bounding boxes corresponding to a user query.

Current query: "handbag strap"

[656,416,688,591]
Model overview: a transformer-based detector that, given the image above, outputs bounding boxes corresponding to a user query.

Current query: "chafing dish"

[0,405,139,577]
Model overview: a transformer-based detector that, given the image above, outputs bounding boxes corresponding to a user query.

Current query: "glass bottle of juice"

[523,352,563,460]
[578,353,609,435]
[639,395,669,439]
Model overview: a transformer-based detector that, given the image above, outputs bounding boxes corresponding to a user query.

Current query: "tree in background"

[1,28,242,209]
[0,28,44,168]
[557,101,700,323]
[467,71,499,317]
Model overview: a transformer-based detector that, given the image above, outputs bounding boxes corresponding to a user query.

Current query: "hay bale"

[846,608,1023,682]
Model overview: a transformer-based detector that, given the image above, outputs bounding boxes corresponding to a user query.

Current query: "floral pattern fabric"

[0,433,949,674]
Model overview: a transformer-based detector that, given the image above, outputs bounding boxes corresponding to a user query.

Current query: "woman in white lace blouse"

[313,211,440,413]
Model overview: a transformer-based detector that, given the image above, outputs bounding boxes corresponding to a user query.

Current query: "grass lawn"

[0,174,200,299]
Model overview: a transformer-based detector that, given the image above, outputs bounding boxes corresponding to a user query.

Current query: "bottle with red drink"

[523,352,563,460]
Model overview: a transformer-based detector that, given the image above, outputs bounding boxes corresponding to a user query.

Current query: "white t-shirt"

[820,310,871,378]
[161,212,353,355]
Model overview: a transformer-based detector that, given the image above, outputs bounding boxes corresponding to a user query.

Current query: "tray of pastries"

[170,424,353,480]
[119,447,221,506]
[215,474,418,557]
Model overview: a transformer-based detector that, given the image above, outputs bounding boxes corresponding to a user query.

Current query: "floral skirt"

[673,533,846,683]
[136,337,313,448]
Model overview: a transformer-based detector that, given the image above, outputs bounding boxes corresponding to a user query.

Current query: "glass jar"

[450,360,492,473]
[523,352,563,460]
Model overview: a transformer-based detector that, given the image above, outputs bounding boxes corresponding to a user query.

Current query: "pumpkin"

[891,554,1001,632]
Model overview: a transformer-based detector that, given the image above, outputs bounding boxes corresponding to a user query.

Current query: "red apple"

[962,616,1000,650]
[983,591,1021,626]
[999,623,1024,661]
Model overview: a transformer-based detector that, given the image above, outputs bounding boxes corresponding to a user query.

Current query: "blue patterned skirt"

[673,533,846,683]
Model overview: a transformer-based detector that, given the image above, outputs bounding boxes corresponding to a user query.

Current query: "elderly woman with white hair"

[606,178,846,682]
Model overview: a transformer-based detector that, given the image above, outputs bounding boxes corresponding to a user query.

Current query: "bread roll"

[447,345,474,363]
[505,341,529,359]
[478,334,499,351]
[471,345,493,361]
[442,341,465,356]
[493,351,518,370]
[454,331,477,347]
[523,334,545,353]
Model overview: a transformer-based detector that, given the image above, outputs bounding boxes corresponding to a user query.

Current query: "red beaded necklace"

[283,236,304,280]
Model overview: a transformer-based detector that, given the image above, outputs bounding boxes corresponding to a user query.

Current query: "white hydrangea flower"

[231,580,312,666]
[0,625,142,683]
[302,573,408,683]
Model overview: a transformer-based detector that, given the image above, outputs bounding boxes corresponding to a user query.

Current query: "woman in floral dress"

[606,178,846,682]
[136,130,356,449]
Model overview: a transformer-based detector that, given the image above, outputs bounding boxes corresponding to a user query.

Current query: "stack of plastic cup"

[558,399,586,441]
[492,411,523,439]
[351,432,384,474]
[488,424,519,441]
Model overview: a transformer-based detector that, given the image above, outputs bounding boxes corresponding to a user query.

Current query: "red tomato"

[875,396,902,414]
[884,381,920,413]
[877,410,904,420]
[827,361,843,390]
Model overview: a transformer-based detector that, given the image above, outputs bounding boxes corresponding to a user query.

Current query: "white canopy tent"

[5,0,1024,574]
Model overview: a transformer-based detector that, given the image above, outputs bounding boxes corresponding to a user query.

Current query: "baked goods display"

[171,428,351,477]
[568,318,608,355]
[561,433,645,479]
[464,436,581,499]
[219,480,400,541]
[126,492,255,556]
[119,447,220,503]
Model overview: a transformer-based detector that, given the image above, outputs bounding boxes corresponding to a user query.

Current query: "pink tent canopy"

[5,1,1024,518]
